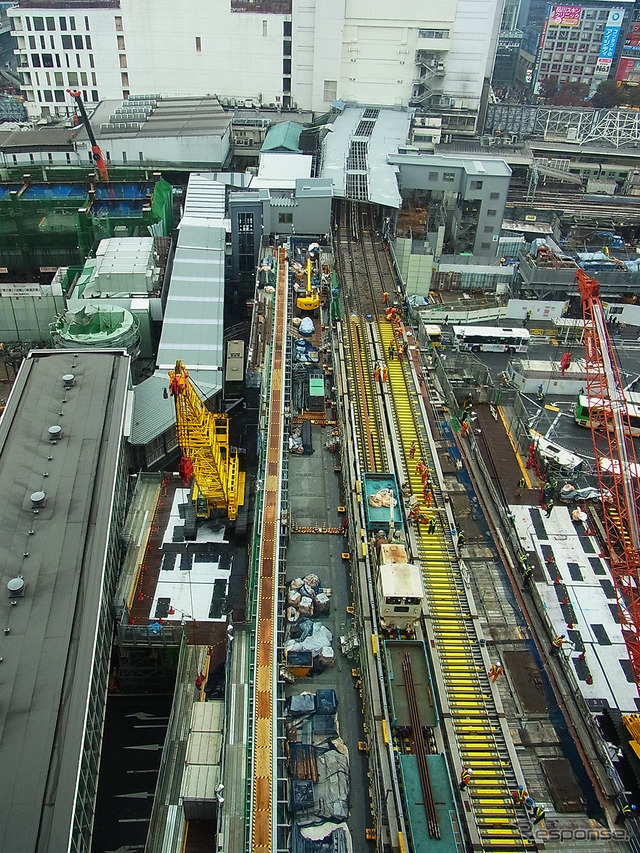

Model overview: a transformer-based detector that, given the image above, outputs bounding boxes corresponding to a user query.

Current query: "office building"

[10,0,504,132]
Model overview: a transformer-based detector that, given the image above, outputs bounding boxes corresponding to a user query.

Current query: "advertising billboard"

[596,8,624,72]
[549,5,582,26]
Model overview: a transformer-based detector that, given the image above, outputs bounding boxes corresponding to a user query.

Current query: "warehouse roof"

[81,96,232,140]
[0,349,130,853]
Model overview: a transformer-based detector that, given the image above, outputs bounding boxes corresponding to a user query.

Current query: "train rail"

[248,246,288,853]
[334,203,535,851]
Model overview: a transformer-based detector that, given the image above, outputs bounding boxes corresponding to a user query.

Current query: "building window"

[443,172,455,182]
[59,17,67,31]
[62,34,72,49]
[122,151,127,163]
[263,19,267,36]
[85,35,92,49]
[195,36,201,52]
[29,35,36,49]
[115,16,123,32]
[26,17,31,31]
[92,90,99,101]
[471,180,483,190]
[283,58,291,74]
[487,208,497,216]
[44,89,53,101]
[33,16,45,31]
[48,152,53,163]
[81,71,87,85]
[49,35,55,49]
[481,242,491,250]
[54,71,63,85]
[283,39,291,56]
[119,54,127,68]
[85,16,90,31]
[428,171,439,180]
[74,34,83,49]
[418,28,450,39]
[54,89,65,101]
[117,35,125,50]
[42,53,53,67]
[39,34,45,49]
[324,79,337,102]
[490,191,499,199]
[46,16,55,30]
[66,152,71,164]
[89,54,94,68]
[69,16,76,30]
[121,72,129,86]
[279,212,293,224]
[484,225,493,233]
[76,53,81,67]
[68,71,78,85]
[283,20,292,37]
[122,89,129,99]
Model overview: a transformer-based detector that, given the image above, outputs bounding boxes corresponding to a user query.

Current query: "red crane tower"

[67,89,109,183]
[577,269,640,693]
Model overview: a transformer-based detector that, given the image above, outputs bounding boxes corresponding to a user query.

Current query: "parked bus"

[452,325,530,354]
[574,393,640,438]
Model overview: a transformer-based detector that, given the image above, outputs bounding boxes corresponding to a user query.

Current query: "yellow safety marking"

[498,405,532,488]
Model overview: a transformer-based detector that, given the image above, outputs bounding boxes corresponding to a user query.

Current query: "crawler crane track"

[336,202,534,851]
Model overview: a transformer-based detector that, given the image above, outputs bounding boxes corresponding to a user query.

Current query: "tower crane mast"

[577,270,640,692]
[169,360,245,522]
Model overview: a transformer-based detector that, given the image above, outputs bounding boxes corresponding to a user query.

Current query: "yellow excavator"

[296,257,320,312]
[169,360,245,522]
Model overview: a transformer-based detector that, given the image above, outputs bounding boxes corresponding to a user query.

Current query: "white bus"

[452,325,530,354]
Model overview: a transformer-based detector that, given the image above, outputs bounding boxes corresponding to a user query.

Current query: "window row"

[21,70,96,87]
[418,28,450,39]
[27,33,91,50]
[25,14,90,32]
[36,88,98,103]
[29,53,94,69]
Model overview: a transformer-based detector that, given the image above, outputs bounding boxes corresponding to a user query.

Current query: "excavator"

[168,360,245,528]
[295,256,321,312]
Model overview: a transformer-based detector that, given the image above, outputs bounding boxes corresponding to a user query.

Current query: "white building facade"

[10,0,504,131]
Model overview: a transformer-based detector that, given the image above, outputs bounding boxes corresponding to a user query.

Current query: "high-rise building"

[532,2,634,95]
[9,0,504,133]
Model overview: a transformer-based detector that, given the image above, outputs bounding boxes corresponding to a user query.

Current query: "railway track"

[335,203,535,851]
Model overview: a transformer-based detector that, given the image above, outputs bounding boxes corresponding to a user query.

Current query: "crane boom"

[577,269,640,692]
[169,360,245,522]
[67,89,110,183]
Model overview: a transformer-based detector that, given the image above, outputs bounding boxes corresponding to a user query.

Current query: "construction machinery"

[577,269,640,693]
[67,88,110,183]
[169,360,245,526]
[295,256,321,312]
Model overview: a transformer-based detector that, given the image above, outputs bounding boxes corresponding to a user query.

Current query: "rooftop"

[0,349,130,853]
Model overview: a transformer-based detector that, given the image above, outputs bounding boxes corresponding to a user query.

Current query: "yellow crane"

[169,360,245,521]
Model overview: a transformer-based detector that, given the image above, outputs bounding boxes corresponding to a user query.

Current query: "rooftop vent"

[48,425,63,441]
[62,374,75,388]
[7,577,25,599]
[30,490,46,508]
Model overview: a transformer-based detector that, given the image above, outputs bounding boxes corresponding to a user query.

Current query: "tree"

[539,75,559,100]
[591,79,624,108]
[547,81,589,106]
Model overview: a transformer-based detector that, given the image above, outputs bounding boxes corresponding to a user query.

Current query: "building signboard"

[598,8,624,62]
[549,5,582,26]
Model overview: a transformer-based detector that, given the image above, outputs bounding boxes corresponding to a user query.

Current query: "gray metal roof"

[132,174,226,445]
[387,151,512,177]
[83,96,232,140]
[0,125,74,152]
[0,349,130,853]
[320,106,408,208]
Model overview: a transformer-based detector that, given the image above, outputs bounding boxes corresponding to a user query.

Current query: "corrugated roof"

[261,120,303,152]
[131,174,225,444]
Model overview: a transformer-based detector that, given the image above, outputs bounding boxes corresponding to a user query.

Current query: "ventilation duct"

[48,425,63,441]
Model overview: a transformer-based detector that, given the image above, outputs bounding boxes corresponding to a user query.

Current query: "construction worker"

[512,786,528,806]
[382,291,389,304]
[488,662,503,683]
[533,806,545,825]
[457,530,465,549]
[409,440,417,459]
[428,516,437,534]
[459,767,473,790]
[550,634,564,655]
[523,566,534,588]
[423,488,432,508]
[616,803,637,824]
[374,363,380,382]
[388,342,395,360]
[517,476,526,491]
[545,499,554,518]
[382,365,388,382]
[460,420,469,437]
